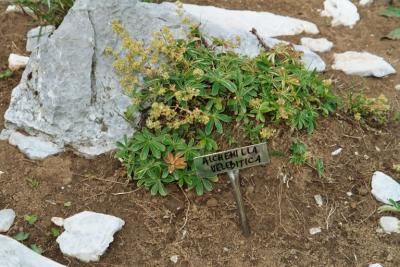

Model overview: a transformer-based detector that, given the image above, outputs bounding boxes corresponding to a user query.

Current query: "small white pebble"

[170,255,179,264]
[0,171,4,175]
[395,84,400,91]
[51,217,64,227]
[309,227,322,235]
[331,148,343,156]
[223,247,230,252]
[346,192,353,197]
[375,146,381,152]
[369,264,383,267]
[354,151,359,156]
[61,186,65,190]
[8,53,29,71]
[364,154,370,160]
[314,194,324,207]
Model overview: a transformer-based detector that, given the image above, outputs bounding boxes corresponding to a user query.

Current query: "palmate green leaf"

[14,231,29,241]
[385,28,400,40]
[380,6,400,18]
[30,244,43,254]
[0,69,13,80]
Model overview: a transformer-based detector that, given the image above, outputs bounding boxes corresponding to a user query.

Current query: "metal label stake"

[194,143,270,237]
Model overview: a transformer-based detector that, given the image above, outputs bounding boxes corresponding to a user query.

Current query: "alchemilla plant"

[109,3,338,196]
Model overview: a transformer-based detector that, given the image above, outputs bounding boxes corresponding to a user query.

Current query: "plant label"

[193,142,270,177]
[194,143,270,237]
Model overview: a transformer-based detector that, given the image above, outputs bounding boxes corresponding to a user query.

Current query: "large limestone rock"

[3,0,324,158]
[0,234,65,267]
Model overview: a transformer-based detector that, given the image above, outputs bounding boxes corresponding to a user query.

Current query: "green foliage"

[289,141,310,165]
[0,69,13,80]
[14,231,29,241]
[314,158,325,178]
[26,178,39,189]
[111,18,338,196]
[385,28,400,40]
[380,6,400,18]
[347,93,390,125]
[24,214,38,225]
[378,199,400,213]
[50,227,61,238]
[30,244,43,254]
[63,201,72,207]
[12,0,74,26]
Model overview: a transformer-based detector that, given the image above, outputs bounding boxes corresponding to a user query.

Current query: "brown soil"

[0,1,399,267]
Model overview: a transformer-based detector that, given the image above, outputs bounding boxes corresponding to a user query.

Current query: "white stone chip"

[360,0,374,6]
[5,5,35,17]
[56,211,125,262]
[0,209,16,232]
[300,37,333,53]
[331,148,343,156]
[314,195,324,207]
[0,234,66,267]
[379,216,400,234]
[8,54,29,71]
[170,255,179,264]
[309,227,322,235]
[8,131,63,160]
[371,171,400,204]
[395,84,400,91]
[51,217,65,227]
[369,264,383,267]
[321,0,360,28]
[332,52,396,77]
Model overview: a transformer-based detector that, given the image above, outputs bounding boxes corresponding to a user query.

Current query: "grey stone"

[379,216,400,234]
[8,131,63,160]
[4,0,325,158]
[0,234,65,267]
[371,171,400,204]
[0,209,16,232]
[26,26,55,52]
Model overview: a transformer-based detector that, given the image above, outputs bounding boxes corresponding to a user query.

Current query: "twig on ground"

[112,187,142,196]
[250,28,269,51]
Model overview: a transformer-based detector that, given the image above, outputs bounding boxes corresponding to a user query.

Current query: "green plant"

[63,201,72,207]
[30,244,43,254]
[26,178,39,189]
[378,199,400,213]
[394,164,400,173]
[14,231,29,241]
[111,8,338,196]
[289,141,325,177]
[347,93,390,125]
[0,69,13,80]
[13,0,74,26]
[50,227,61,238]
[24,214,38,225]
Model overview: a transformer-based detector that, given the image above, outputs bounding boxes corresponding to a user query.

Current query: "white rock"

[346,192,353,197]
[321,0,360,28]
[331,148,343,156]
[5,5,35,17]
[309,227,322,235]
[332,52,396,77]
[0,234,65,267]
[369,264,383,267]
[359,0,374,6]
[26,26,56,52]
[395,84,400,91]
[300,37,333,53]
[170,255,179,264]
[0,209,16,232]
[51,217,65,227]
[8,131,63,160]
[371,171,400,204]
[379,216,400,234]
[314,195,324,207]
[0,129,12,141]
[8,54,29,71]
[56,211,124,262]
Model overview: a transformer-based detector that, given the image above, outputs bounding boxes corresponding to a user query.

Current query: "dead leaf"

[164,153,187,173]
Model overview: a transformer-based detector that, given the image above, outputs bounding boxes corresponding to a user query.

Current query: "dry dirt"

[0,1,400,266]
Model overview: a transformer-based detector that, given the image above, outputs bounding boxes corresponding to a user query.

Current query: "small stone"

[371,171,400,204]
[321,0,360,28]
[223,247,230,252]
[346,192,353,197]
[395,84,400,91]
[170,255,179,264]
[0,209,16,232]
[369,264,383,267]
[332,51,396,77]
[56,211,125,262]
[206,198,218,207]
[5,5,35,17]
[379,216,400,234]
[375,146,381,152]
[314,194,324,207]
[51,217,65,227]
[331,148,343,156]
[359,0,374,6]
[300,37,333,53]
[8,53,29,71]
[309,227,322,235]
[0,234,65,266]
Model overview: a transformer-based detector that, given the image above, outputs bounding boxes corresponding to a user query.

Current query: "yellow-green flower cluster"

[259,127,276,139]
[174,87,200,101]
